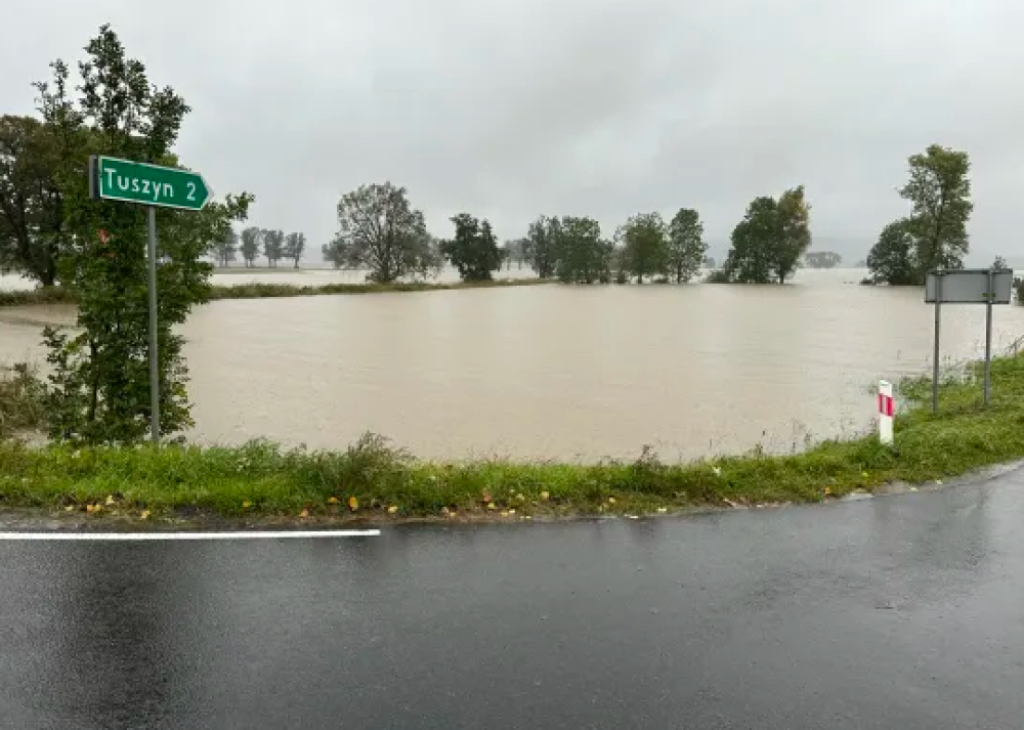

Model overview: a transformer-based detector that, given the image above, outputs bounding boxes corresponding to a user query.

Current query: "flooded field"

[2,269,1021,460]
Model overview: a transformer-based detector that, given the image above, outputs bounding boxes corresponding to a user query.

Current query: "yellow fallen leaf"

[327,497,340,505]
[823,487,832,496]
[105,494,116,506]
[500,511,509,517]
[140,510,151,520]
[85,504,94,513]
[447,510,457,518]
[299,509,310,518]
[347,496,359,511]
[388,505,399,514]
[608,497,616,505]
[656,507,668,514]
[242,500,252,509]
[540,491,550,502]
[487,502,497,511]
[92,504,102,514]
[508,509,516,515]
[516,493,526,503]
[861,472,869,478]
[64,505,75,513]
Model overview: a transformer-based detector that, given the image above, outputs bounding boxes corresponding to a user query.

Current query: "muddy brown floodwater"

[2,269,1023,460]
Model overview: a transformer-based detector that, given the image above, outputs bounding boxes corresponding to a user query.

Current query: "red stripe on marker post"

[878,381,894,445]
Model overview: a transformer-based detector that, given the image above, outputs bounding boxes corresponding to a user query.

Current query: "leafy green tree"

[721,197,780,283]
[212,228,237,267]
[239,226,261,267]
[665,208,706,283]
[555,216,610,284]
[37,25,251,444]
[901,145,972,273]
[262,229,284,267]
[774,186,812,284]
[0,115,68,285]
[283,231,305,268]
[525,215,559,278]
[440,213,502,281]
[618,212,667,284]
[331,182,436,283]
[867,219,919,285]
[720,187,811,284]
[322,234,345,269]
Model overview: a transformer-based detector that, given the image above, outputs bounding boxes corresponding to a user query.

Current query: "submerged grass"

[0,278,550,308]
[3,354,1024,521]
[0,287,77,307]
[203,278,551,300]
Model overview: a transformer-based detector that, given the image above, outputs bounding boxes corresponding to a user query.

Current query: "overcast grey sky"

[3,0,1022,262]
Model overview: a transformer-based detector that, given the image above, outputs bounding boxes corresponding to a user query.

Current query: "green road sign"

[90,155,212,211]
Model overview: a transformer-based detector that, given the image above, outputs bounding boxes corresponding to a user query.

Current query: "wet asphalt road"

[1,473,1023,729]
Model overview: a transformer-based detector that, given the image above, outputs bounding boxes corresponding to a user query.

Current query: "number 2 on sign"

[187,182,196,201]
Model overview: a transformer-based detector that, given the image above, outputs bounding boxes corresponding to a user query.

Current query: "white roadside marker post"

[878,380,894,446]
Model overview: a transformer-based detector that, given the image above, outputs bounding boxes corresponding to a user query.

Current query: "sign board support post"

[932,273,942,413]
[147,206,160,444]
[984,270,994,406]
[925,268,1013,413]
[88,155,213,446]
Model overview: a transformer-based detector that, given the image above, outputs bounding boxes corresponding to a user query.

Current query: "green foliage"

[619,212,667,284]
[867,219,919,285]
[525,216,559,278]
[554,216,610,284]
[440,213,503,281]
[0,116,68,286]
[901,144,972,273]
[329,182,438,283]
[212,228,237,267]
[239,226,261,267]
[722,196,779,283]
[666,208,706,283]
[775,186,812,283]
[283,231,306,268]
[262,229,284,267]
[34,25,251,445]
[0,363,46,439]
[720,187,811,284]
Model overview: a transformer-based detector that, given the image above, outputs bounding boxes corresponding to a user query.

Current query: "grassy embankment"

[0,278,550,308]
[2,354,1024,521]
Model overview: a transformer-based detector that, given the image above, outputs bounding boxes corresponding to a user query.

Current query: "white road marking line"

[0,530,381,541]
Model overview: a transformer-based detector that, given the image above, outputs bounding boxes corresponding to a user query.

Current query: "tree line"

[320,182,815,285]
[212,228,307,268]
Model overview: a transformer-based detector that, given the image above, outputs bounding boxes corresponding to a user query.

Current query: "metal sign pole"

[147,206,160,444]
[984,269,994,405]
[932,273,942,413]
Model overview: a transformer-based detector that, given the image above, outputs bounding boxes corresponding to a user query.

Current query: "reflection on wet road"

[2,470,1022,728]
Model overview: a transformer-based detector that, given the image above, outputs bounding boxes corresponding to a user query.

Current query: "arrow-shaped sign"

[90,156,212,211]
